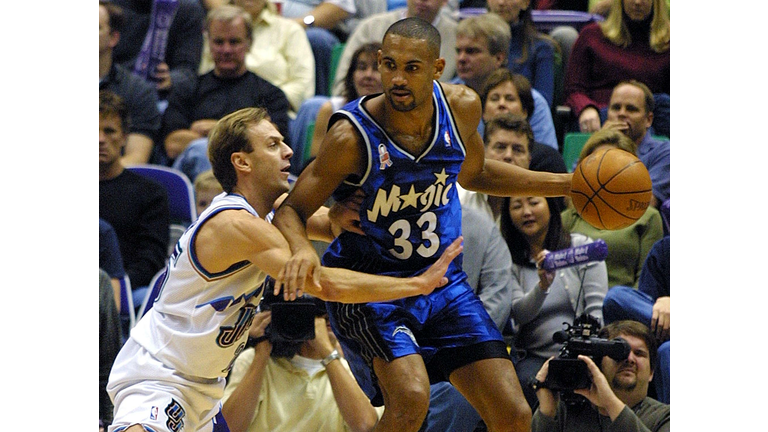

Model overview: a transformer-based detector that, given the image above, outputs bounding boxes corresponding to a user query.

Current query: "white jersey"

[132,192,268,379]
[108,192,269,432]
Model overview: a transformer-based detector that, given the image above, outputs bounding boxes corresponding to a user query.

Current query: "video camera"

[256,276,328,343]
[544,314,630,393]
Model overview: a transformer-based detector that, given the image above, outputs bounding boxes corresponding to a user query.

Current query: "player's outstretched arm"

[445,84,573,198]
[306,236,464,303]
[198,212,462,303]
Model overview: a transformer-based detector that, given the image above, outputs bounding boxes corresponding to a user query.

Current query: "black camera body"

[545,314,630,393]
[258,277,327,343]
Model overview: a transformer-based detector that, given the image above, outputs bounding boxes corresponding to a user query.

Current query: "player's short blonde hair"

[208,107,270,192]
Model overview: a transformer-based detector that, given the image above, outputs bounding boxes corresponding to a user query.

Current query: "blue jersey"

[323,81,466,281]
[319,83,510,405]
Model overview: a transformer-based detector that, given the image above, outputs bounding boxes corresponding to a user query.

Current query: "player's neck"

[232,184,278,220]
[381,100,434,152]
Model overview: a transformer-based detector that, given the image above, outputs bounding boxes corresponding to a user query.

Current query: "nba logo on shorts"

[378,143,393,170]
[150,406,159,420]
[444,131,451,147]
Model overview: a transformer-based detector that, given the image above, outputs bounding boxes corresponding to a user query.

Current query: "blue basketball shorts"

[326,280,510,405]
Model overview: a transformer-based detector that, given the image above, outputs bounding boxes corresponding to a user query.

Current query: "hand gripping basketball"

[570,148,652,230]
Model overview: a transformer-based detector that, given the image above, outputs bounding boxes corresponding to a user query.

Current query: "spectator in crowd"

[450,14,558,150]
[452,12,509,97]
[500,194,608,409]
[110,0,205,101]
[602,79,670,207]
[603,236,670,404]
[199,0,316,113]
[280,0,357,96]
[221,303,385,431]
[330,0,458,96]
[486,0,558,107]
[99,90,170,293]
[99,1,161,166]
[310,42,383,159]
[481,68,561,157]
[193,169,224,216]
[161,5,291,162]
[561,129,663,289]
[531,320,670,432]
[565,0,670,137]
[459,113,563,222]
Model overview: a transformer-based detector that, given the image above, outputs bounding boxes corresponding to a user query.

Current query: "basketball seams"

[571,148,652,230]
[598,159,652,194]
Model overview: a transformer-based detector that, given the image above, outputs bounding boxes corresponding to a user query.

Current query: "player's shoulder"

[440,82,481,112]
[328,110,364,141]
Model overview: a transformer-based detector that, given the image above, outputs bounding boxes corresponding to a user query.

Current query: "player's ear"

[433,58,445,80]
[231,151,252,173]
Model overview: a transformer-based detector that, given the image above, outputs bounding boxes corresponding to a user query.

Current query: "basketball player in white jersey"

[106,107,463,432]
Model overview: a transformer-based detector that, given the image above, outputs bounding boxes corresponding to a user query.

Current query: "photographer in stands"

[221,291,383,432]
[530,320,670,432]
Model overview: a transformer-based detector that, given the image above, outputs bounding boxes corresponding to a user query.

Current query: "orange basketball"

[570,148,652,230]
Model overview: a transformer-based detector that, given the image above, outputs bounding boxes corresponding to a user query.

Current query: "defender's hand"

[329,190,365,236]
[413,237,463,295]
[275,246,321,300]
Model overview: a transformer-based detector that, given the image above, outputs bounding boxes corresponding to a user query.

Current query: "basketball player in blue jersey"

[106,107,463,432]
[273,18,574,432]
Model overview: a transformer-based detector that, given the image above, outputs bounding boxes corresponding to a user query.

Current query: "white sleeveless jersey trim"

[434,81,467,157]
[131,192,268,380]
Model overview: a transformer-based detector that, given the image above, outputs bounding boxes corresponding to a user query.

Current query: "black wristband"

[530,377,548,392]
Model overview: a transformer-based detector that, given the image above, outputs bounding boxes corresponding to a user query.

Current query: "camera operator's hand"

[328,189,365,237]
[534,357,559,418]
[534,250,556,292]
[651,296,670,342]
[573,355,626,421]
[249,310,272,340]
[304,317,337,359]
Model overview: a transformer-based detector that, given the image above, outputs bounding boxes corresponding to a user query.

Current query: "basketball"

[570,148,652,230]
